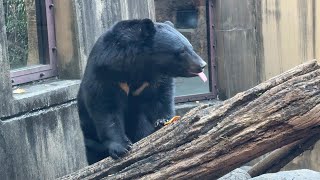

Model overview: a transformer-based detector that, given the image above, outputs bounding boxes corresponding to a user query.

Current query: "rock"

[218,168,251,180]
[251,169,320,180]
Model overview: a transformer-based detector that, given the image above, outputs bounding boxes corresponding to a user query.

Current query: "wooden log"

[59,60,320,180]
[248,135,320,177]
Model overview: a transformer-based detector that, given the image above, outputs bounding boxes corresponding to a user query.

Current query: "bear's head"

[151,20,207,78]
[108,19,207,80]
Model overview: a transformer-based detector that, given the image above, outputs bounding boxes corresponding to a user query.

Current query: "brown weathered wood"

[59,60,320,180]
[248,135,320,177]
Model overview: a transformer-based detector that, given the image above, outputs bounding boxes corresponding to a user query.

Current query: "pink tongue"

[198,72,207,82]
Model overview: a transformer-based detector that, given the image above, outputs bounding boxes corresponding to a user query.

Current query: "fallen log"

[248,135,320,177]
[60,60,320,180]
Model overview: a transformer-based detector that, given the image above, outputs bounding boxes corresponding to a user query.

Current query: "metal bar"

[11,69,57,86]
[11,64,52,77]
[207,0,218,97]
[45,0,58,72]
[175,93,216,104]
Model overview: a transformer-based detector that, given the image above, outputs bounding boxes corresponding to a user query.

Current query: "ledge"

[0,78,221,120]
[0,79,80,120]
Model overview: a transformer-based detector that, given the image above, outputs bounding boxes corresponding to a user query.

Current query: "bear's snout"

[188,53,207,73]
[199,59,207,69]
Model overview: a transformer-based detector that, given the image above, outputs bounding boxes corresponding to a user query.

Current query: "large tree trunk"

[60,60,320,180]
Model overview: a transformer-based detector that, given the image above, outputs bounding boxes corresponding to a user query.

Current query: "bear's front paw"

[154,119,167,130]
[106,140,132,159]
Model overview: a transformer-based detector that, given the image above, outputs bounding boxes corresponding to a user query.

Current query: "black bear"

[77,18,207,164]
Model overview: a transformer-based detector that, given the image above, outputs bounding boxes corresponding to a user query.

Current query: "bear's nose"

[200,61,207,69]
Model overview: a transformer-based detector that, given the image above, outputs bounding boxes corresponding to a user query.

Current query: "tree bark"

[60,60,320,180]
[248,135,320,177]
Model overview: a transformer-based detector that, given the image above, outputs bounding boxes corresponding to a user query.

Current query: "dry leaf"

[13,88,26,94]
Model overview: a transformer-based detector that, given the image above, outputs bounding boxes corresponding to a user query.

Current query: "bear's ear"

[140,18,156,38]
[164,21,174,28]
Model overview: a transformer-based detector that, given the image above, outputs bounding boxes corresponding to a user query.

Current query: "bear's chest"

[119,82,158,98]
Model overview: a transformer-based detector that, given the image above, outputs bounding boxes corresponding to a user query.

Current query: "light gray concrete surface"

[0,80,87,180]
[251,169,320,180]
[73,0,155,75]
[0,100,87,180]
[218,168,251,180]
[0,0,13,117]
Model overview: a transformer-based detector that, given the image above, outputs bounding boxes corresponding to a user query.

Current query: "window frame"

[174,0,217,103]
[9,0,57,86]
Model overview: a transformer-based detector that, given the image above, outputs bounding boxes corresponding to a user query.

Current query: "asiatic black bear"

[77,19,207,164]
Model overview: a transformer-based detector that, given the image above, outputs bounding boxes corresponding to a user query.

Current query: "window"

[3,0,57,85]
[176,9,198,29]
[154,0,217,102]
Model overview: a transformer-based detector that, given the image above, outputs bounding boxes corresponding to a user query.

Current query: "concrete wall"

[73,0,155,74]
[0,0,155,179]
[213,0,259,100]
[260,0,319,80]
[214,0,320,98]
[213,0,320,171]
[55,0,155,79]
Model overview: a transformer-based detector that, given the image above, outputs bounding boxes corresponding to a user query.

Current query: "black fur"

[77,19,206,164]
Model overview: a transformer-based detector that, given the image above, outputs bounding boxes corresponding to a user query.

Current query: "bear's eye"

[179,49,186,54]
[175,48,187,57]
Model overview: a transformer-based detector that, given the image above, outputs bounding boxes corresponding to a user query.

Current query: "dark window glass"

[176,9,198,29]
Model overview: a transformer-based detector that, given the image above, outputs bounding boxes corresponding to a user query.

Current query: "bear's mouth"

[190,71,208,82]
